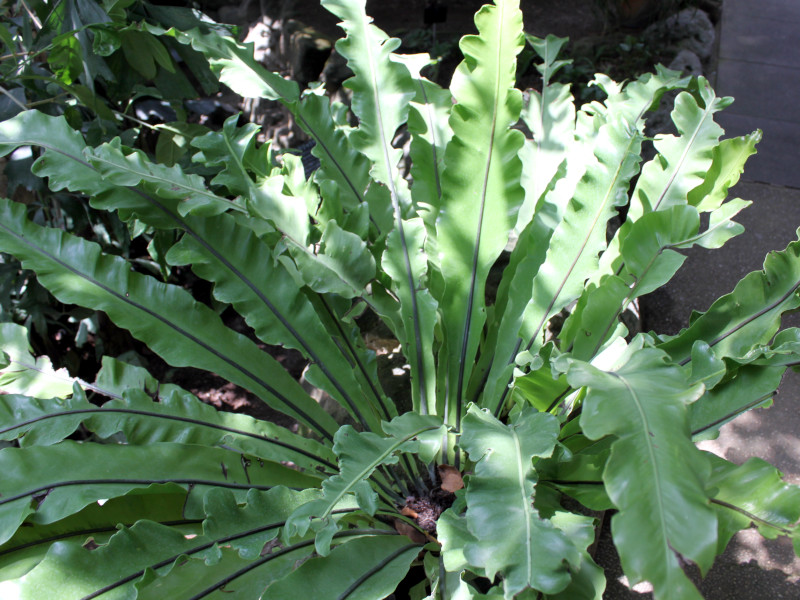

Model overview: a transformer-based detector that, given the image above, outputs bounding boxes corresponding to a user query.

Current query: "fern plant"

[0,1,799,598]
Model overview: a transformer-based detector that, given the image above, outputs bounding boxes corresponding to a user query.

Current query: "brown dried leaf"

[437,464,464,492]
[401,506,419,519]
[363,333,402,356]
[393,518,427,544]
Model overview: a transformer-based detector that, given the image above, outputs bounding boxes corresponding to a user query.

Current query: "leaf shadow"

[595,517,800,599]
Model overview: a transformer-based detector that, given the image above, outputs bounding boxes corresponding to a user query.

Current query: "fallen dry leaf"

[437,464,464,492]
[393,518,428,544]
[401,506,419,519]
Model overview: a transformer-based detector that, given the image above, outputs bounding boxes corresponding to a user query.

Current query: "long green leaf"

[171,19,379,230]
[380,218,438,415]
[516,111,639,345]
[295,91,373,216]
[286,219,377,299]
[64,132,380,428]
[690,365,785,441]
[189,117,311,244]
[629,79,729,220]
[101,390,337,472]
[575,126,759,361]
[321,0,439,418]
[163,212,382,431]
[0,349,329,468]
[134,487,323,599]
[0,487,319,599]
[0,383,337,472]
[482,104,642,413]
[562,199,749,360]
[0,441,318,546]
[435,0,525,430]
[0,111,113,197]
[658,238,800,367]
[468,40,580,405]
[136,528,398,600]
[0,390,96,447]
[0,198,338,439]
[136,545,271,600]
[0,487,195,583]
[321,0,413,205]
[86,138,238,218]
[516,34,574,232]
[706,455,800,554]
[162,22,300,102]
[687,131,761,212]
[558,343,715,600]
[406,62,453,223]
[1,520,210,600]
[591,78,730,291]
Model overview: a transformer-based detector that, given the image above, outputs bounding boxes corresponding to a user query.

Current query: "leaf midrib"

[456,5,507,430]
[650,98,715,213]
[359,9,429,413]
[0,408,337,471]
[678,275,800,366]
[512,429,534,583]
[0,479,282,507]
[89,151,239,212]
[612,372,672,578]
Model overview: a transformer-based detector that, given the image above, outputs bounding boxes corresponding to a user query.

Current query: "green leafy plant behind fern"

[0,1,798,598]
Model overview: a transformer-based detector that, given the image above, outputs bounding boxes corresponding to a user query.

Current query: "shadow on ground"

[597,518,800,599]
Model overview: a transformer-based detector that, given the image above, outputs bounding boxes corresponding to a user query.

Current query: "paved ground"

[599,1,800,597]
[715,0,800,188]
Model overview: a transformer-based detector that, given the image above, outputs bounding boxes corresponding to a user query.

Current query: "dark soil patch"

[403,489,455,533]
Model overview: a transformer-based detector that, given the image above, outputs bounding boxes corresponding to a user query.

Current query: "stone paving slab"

[722,0,800,23]
[713,0,800,189]
[719,14,800,67]
[717,112,800,187]
[716,59,800,125]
